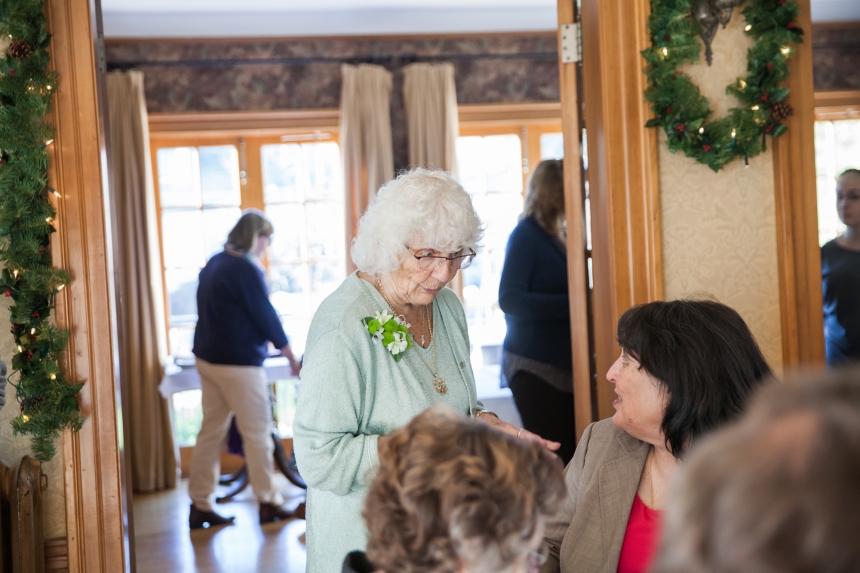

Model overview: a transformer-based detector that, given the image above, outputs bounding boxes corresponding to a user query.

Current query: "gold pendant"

[433,377,447,395]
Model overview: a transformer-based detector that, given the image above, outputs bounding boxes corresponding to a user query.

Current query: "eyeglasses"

[526,541,550,573]
[408,247,476,270]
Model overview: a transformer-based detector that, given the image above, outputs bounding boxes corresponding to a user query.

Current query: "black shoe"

[259,502,296,524]
[189,503,236,529]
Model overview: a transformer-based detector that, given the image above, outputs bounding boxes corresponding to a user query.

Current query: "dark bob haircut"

[617,299,772,458]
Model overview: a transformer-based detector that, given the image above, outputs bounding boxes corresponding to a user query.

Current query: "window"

[455,124,563,374]
[814,118,860,245]
[151,132,344,443]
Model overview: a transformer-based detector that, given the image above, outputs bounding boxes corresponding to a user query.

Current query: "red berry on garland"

[31,310,40,318]
[663,35,670,42]
[778,0,785,4]
[9,70,14,77]
[26,351,33,361]
[760,93,769,102]
[767,63,774,71]
[677,124,685,132]
[765,125,773,133]
[787,21,796,29]
[4,288,11,297]
[703,144,712,152]
[666,106,672,114]
[29,333,36,341]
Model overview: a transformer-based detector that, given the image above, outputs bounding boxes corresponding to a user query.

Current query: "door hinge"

[560,22,582,64]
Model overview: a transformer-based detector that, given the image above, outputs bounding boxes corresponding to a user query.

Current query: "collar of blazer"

[598,429,651,566]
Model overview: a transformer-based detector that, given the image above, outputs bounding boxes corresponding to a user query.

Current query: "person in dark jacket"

[187,210,300,529]
[499,159,575,464]
[822,168,860,365]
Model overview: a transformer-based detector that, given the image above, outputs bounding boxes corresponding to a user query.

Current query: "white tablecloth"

[158,356,296,398]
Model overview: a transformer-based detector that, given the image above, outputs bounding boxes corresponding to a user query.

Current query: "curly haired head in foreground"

[364,405,566,573]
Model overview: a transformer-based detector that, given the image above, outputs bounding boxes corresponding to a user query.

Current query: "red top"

[616,493,663,573]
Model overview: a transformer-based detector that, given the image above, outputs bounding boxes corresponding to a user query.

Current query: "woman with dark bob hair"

[542,299,772,573]
[344,405,566,573]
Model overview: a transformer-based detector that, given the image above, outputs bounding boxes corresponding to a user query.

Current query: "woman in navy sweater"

[188,210,301,528]
[499,159,575,464]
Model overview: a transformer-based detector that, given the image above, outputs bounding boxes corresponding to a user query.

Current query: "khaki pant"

[188,358,284,511]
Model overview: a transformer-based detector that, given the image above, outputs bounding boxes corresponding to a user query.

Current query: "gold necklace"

[377,280,446,395]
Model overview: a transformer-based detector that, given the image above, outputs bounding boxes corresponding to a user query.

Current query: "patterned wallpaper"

[0,282,67,538]
[812,24,860,92]
[658,15,784,372]
[104,34,560,172]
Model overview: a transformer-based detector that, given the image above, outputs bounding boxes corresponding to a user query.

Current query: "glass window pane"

[165,268,200,325]
[267,204,305,261]
[302,142,342,201]
[483,135,523,194]
[305,202,345,258]
[815,119,860,245]
[262,143,302,204]
[171,390,202,446]
[198,146,241,206]
[157,147,201,208]
[162,210,205,268]
[202,207,242,259]
[456,136,488,196]
[310,262,344,309]
[268,263,309,317]
[481,193,523,251]
[168,325,196,360]
[540,133,564,159]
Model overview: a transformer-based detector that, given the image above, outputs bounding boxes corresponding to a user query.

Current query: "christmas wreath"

[1,0,83,461]
[642,0,803,172]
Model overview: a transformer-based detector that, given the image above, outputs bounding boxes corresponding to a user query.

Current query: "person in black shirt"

[499,159,575,464]
[821,168,860,365]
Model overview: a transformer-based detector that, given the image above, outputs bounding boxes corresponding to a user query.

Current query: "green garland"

[0,0,82,461]
[642,0,803,172]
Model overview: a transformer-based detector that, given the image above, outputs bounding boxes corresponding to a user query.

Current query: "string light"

[662,47,668,56]
[780,46,790,55]
[30,328,36,334]
[17,345,23,352]
[50,374,57,380]
[745,25,752,31]
[44,139,53,146]
[751,105,760,111]
[731,129,737,138]
[56,283,65,291]
[46,217,53,223]
[699,127,705,134]
[21,414,30,423]
[46,85,52,90]
[12,270,18,278]
[738,79,747,89]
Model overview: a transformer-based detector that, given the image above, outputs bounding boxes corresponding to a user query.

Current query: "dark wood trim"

[556,0,593,442]
[45,537,69,573]
[579,0,663,424]
[814,91,860,120]
[46,0,129,570]
[810,21,860,31]
[773,0,826,368]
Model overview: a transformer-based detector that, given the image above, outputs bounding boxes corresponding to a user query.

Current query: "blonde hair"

[226,209,274,252]
[351,169,483,276]
[364,405,566,573]
[523,159,565,238]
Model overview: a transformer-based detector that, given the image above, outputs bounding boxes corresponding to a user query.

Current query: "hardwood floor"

[133,477,307,573]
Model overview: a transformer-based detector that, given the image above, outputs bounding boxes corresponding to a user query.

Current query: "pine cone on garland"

[8,39,33,61]
[770,101,794,123]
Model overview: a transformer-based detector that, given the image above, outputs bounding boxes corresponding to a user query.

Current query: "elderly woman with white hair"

[294,169,559,573]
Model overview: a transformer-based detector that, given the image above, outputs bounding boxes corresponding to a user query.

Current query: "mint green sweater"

[294,273,479,573]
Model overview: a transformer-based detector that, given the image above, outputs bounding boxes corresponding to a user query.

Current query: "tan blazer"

[541,419,650,573]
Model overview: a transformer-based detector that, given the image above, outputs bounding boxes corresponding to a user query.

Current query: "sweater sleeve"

[540,422,593,573]
[498,224,570,320]
[293,328,379,496]
[226,265,288,349]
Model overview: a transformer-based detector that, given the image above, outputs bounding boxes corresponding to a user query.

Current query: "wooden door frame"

[47,0,129,571]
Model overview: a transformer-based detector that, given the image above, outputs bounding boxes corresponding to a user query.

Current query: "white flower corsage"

[362,310,414,362]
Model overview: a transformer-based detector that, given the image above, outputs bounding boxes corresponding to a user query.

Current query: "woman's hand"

[477,412,561,451]
[280,343,302,377]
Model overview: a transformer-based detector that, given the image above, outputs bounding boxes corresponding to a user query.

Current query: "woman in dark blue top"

[499,159,575,464]
[822,168,860,365]
[188,210,301,529]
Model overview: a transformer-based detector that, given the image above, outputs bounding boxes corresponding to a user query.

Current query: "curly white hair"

[351,168,484,276]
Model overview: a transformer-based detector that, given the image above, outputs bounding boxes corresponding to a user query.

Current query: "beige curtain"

[106,71,176,493]
[340,63,394,261]
[402,63,459,174]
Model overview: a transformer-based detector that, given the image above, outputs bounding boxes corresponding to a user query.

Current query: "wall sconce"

[692,0,744,66]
